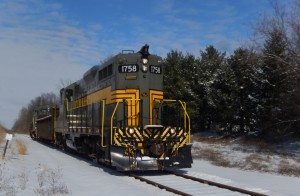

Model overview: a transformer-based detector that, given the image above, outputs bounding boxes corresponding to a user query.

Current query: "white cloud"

[0,0,270,128]
[0,0,103,128]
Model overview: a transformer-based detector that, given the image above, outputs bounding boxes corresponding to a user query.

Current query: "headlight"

[129,128,135,134]
[141,58,148,65]
[142,65,148,72]
[170,128,176,134]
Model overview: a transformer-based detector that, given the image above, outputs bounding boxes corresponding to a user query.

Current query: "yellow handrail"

[53,107,57,142]
[162,99,191,143]
[162,99,177,102]
[179,100,191,143]
[101,100,106,148]
[65,98,69,111]
[110,101,121,145]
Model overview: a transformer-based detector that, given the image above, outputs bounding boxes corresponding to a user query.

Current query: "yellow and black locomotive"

[31,45,192,170]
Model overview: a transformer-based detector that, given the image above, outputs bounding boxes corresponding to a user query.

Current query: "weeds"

[15,139,27,155]
[1,161,70,195]
[193,135,300,176]
[18,170,29,191]
[243,154,270,172]
[0,124,6,143]
[0,162,26,196]
[193,147,231,167]
[278,160,300,176]
[34,165,70,195]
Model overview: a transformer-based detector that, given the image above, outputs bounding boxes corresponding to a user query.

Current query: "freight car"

[30,107,58,142]
[31,45,193,171]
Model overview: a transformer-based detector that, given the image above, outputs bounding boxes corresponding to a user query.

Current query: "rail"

[129,174,191,196]
[129,171,267,196]
[166,170,267,196]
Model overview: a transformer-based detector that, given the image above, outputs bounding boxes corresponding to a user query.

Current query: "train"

[30,45,193,171]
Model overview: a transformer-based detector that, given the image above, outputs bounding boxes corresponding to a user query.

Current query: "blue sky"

[0,0,287,128]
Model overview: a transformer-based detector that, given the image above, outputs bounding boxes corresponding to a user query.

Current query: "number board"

[150,65,161,74]
[118,64,139,73]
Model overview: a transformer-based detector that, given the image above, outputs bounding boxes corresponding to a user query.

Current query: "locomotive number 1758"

[118,64,139,73]
[150,65,161,74]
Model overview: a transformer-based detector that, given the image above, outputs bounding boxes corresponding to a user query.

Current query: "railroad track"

[37,141,267,195]
[128,170,267,196]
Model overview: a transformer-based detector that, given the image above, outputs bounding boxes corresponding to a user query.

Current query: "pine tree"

[227,48,261,135]
[195,46,226,131]
[163,50,198,130]
[260,28,298,136]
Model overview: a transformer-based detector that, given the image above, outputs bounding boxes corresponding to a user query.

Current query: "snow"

[1,134,300,195]
[182,161,300,195]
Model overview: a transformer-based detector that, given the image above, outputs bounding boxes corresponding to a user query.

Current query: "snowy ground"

[1,134,300,196]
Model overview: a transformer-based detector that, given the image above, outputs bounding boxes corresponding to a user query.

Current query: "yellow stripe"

[72,87,140,127]
[112,89,139,126]
[73,86,112,109]
[161,127,170,138]
[134,127,143,139]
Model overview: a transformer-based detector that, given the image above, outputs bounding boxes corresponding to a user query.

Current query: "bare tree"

[250,0,300,137]
[12,93,59,134]
[56,78,73,91]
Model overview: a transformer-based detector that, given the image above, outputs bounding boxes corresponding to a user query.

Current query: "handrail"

[179,101,191,143]
[162,99,191,143]
[65,98,69,111]
[53,108,57,142]
[110,98,142,144]
[162,99,177,102]
[109,98,191,145]
[110,101,121,145]
[101,100,106,147]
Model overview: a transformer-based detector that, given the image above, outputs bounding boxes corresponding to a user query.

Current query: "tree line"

[13,1,300,139]
[164,1,300,138]
[12,93,58,134]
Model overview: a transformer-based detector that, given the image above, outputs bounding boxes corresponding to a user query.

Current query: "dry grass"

[278,160,300,176]
[0,165,17,195]
[193,147,231,167]
[34,166,70,195]
[192,134,300,177]
[242,154,270,172]
[192,135,273,153]
[0,124,6,142]
[191,135,232,145]
[15,139,28,155]
[1,162,70,195]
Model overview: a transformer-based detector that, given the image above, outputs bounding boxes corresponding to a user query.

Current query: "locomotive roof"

[81,45,161,83]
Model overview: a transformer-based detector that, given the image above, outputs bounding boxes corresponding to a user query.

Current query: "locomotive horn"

[139,44,149,56]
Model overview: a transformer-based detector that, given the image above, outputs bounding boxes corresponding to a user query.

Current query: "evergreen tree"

[251,0,300,138]
[194,46,226,131]
[260,28,298,135]
[226,48,261,135]
[163,50,198,130]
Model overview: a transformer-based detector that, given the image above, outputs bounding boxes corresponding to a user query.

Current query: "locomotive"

[31,45,193,170]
